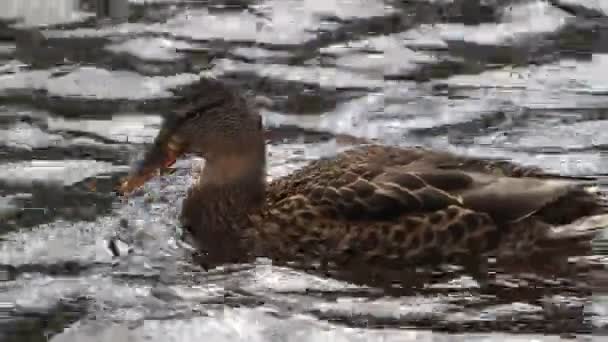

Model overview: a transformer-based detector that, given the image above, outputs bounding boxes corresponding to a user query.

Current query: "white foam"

[47,114,163,144]
[47,0,395,45]
[436,0,571,46]
[0,66,199,100]
[0,0,93,26]
[0,160,127,186]
[105,37,193,62]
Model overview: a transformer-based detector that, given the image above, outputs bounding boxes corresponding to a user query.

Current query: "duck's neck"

[180,145,266,265]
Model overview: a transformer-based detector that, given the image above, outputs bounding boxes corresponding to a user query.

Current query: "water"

[0,0,90,26]
[0,0,607,340]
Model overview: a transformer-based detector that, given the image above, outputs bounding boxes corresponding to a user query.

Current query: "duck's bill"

[116,144,180,195]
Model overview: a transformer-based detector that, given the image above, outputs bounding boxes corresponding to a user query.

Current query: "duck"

[117,78,607,288]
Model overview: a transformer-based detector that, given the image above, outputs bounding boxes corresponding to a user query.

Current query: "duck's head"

[117,79,265,195]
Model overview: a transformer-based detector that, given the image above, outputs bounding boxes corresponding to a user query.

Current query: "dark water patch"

[0,264,17,281]
[442,0,502,25]
[107,49,193,77]
[0,88,188,118]
[0,144,132,164]
[275,287,383,300]
[29,16,99,33]
[0,19,19,41]
[6,261,109,278]
[393,0,507,28]
[226,46,295,65]
[0,41,15,60]
[0,298,87,342]
[523,107,608,124]
[219,71,370,115]
[6,93,155,117]
[557,18,608,56]
[407,108,518,143]
[595,240,608,255]
[265,125,336,145]
[46,128,135,146]
[501,145,608,156]
[444,37,560,68]
[311,310,590,337]
[0,108,42,127]
[0,172,126,231]
[264,125,368,147]
[10,28,199,75]
[549,0,608,19]
[387,56,489,83]
[549,20,606,59]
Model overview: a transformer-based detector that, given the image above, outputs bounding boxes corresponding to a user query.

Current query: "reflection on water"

[0,0,88,26]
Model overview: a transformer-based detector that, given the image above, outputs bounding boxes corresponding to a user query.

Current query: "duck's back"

[256,145,606,273]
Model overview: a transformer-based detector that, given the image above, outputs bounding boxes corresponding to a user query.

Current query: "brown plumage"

[118,78,608,287]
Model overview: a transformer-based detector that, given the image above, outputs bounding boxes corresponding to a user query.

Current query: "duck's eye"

[178,97,228,121]
[184,110,202,122]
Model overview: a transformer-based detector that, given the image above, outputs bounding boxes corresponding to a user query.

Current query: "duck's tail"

[496,184,608,261]
[493,211,607,277]
[531,182,606,244]
[538,213,608,254]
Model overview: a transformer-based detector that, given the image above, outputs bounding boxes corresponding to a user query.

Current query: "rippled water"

[1,0,608,340]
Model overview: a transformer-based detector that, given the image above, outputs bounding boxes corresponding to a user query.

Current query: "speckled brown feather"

[118,79,608,285]
[251,144,606,274]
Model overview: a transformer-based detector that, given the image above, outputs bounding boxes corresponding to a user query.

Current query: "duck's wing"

[267,144,603,224]
[260,145,606,266]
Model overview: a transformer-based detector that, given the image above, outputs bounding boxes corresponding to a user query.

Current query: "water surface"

[0,0,607,340]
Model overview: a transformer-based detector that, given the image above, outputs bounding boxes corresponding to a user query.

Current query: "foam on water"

[47,114,163,144]
[105,37,193,62]
[212,59,385,89]
[0,160,127,187]
[321,33,441,77]
[0,122,65,149]
[0,0,93,27]
[0,66,199,100]
[437,0,571,46]
[47,0,395,45]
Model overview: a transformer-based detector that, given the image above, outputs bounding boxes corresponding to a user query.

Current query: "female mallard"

[118,78,607,286]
